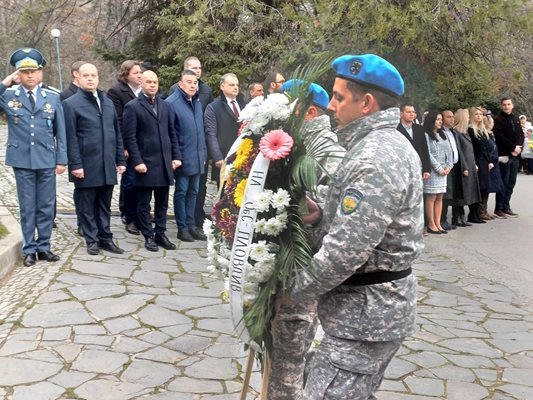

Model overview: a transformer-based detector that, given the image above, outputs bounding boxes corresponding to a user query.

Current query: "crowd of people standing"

[398,100,530,236]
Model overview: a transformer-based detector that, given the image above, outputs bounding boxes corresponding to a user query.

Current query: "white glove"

[498,156,509,164]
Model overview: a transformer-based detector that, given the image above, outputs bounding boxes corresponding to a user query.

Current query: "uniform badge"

[8,100,22,110]
[341,188,363,215]
[44,103,54,114]
[350,60,363,75]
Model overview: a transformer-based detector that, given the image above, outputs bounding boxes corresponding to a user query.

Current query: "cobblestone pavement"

[1,125,533,399]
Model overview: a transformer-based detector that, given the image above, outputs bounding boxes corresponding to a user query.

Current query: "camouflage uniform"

[291,107,424,399]
[268,115,345,400]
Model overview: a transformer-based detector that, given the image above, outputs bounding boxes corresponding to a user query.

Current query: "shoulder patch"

[341,188,363,215]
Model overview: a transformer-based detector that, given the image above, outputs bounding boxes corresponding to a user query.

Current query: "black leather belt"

[342,268,412,286]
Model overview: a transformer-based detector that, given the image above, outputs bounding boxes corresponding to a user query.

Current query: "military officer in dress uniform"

[291,54,424,399]
[0,48,67,267]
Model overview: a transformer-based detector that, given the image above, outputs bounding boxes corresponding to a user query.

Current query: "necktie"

[231,100,239,118]
[28,91,35,110]
[149,97,155,106]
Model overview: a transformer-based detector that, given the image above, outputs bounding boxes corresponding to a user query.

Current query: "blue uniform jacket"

[165,88,207,176]
[0,83,67,169]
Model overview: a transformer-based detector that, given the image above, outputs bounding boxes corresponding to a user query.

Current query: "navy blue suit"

[63,89,126,245]
[123,94,181,238]
[0,83,67,255]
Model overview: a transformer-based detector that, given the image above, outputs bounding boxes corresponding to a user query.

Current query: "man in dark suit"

[63,63,126,255]
[107,60,143,235]
[396,104,431,179]
[0,48,67,267]
[204,73,246,186]
[60,61,85,101]
[123,70,182,252]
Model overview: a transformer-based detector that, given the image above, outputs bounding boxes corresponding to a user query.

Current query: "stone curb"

[0,205,21,281]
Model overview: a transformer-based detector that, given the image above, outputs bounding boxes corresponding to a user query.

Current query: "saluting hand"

[135,163,147,173]
[2,71,19,87]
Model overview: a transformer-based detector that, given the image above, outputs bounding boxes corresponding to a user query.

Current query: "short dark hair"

[500,97,512,104]
[346,80,400,110]
[117,60,141,84]
[264,71,284,87]
[70,61,86,78]
[399,103,415,112]
[180,69,197,81]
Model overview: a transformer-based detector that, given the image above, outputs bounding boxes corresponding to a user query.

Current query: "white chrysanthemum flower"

[221,246,232,259]
[239,97,264,121]
[223,277,230,291]
[255,190,273,213]
[203,219,213,237]
[264,217,285,236]
[276,211,288,227]
[255,218,267,234]
[243,280,260,294]
[271,188,291,210]
[206,265,217,274]
[249,240,271,262]
[217,256,230,268]
[207,241,216,254]
[254,259,276,281]
[247,114,270,133]
[243,293,257,307]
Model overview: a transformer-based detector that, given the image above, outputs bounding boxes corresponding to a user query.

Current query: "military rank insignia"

[8,100,22,110]
[350,60,363,75]
[341,188,363,215]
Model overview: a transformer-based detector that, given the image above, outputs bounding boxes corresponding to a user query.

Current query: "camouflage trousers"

[267,298,318,400]
[301,334,402,400]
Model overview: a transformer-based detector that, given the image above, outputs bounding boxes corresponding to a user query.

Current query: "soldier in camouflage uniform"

[291,54,424,399]
[268,81,345,400]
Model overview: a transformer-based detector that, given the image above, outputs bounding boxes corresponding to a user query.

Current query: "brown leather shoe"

[125,222,140,235]
[503,209,518,218]
[493,210,508,219]
[480,212,491,221]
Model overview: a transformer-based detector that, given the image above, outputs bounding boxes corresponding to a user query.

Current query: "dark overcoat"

[204,95,246,161]
[122,95,182,187]
[396,123,431,175]
[453,132,481,205]
[165,88,207,176]
[63,89,126,188]
[469,127,492,192]
[107,81,136,130]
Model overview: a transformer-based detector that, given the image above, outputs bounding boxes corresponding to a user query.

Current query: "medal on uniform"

[8,100,22,110]
[341,188,364,215]
[44,103,54,114]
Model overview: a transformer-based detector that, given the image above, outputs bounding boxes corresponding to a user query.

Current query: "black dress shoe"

[144,237,159,252]
[53,222,57,229]
[467,218,486,224]
[77,226,84,236]
[155,234,176,250]
[177,230,195,242]
[125,222,140,235]
[427,228,441,234]
[189,226,207,241]
[441,222,452,231]
[99,241,125,254]
[23,253,36,267]
[37,251,60,262]
[87,242,100,255]
[439,230,448,234]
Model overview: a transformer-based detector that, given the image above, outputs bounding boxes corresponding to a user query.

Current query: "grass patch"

[0,221,8,239]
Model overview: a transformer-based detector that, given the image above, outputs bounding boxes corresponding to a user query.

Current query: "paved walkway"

[0,125,532,399]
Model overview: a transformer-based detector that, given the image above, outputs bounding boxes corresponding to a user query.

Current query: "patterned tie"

[231,100,239,118]
[28,91,35,110]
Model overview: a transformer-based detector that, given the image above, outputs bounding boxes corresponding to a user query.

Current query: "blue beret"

[282,79,330,110]
[331,54,404,97]
[9,48,46,70]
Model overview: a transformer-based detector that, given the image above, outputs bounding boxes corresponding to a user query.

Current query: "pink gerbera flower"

[259,129,294,161]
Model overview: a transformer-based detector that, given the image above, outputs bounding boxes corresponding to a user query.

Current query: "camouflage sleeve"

[291,160,402,303]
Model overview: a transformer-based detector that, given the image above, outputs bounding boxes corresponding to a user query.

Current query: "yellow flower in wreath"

[234,178,248,207]
[234,138,254,170]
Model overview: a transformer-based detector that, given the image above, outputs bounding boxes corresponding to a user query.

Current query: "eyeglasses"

[276,80,286,84]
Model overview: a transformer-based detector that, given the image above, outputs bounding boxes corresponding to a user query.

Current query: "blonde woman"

[468,107,493,222]
[423,111,453,234]
[451,109,482,224]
